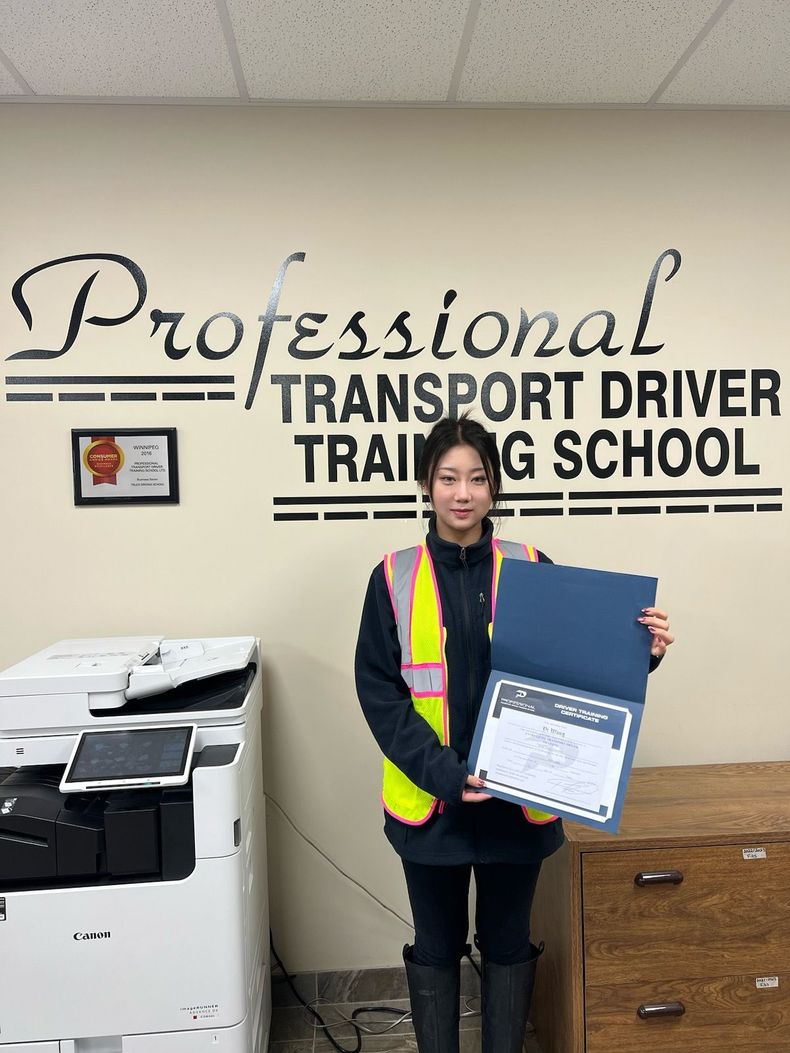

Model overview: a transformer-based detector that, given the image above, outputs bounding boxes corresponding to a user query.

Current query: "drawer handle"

[638,1001,685,1019]
[634,870,684,886]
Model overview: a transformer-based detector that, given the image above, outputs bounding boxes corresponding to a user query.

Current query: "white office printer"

[0,637,270,1053]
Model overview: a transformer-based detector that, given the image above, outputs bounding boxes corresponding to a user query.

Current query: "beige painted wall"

[0,104,787,970]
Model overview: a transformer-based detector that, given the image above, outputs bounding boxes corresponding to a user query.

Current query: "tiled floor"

[270,960,543,1053]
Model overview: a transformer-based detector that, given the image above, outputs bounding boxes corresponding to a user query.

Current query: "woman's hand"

[462,774,492,803]
[638,607,675,657]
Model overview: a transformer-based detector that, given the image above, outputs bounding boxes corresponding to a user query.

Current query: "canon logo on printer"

[73,931,111,941]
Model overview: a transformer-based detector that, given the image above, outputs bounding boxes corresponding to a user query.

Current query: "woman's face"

[427,443,492,546]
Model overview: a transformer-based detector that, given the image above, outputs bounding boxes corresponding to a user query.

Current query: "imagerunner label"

[73,930,111,940]
[4,248,783,513]
[180,1002,220,1021]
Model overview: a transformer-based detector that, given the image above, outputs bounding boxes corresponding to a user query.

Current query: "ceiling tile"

[0,60,24,95]
[458,0,722,104]
[0,0,238,97]
[227,0,470,101]
[660,0,790,105]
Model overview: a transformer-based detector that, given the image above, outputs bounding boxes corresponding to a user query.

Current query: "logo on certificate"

[83,436,125,486]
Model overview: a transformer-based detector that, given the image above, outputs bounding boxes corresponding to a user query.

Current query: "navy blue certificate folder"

[468,559,657,833]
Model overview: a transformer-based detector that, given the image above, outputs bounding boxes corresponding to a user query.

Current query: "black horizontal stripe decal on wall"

[5,375,234,385]
[500,492,564,501]
[274,494,416,505]
[570,487,781,499]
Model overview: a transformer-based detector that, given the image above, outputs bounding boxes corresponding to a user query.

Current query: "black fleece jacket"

[355,517,567,865]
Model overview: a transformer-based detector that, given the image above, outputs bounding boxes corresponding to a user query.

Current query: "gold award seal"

[83,435,125,486]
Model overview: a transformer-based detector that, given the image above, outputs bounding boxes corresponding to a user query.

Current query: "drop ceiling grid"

[0,56,23,94]
[660,0,790,105]
[457,0,724,103]
[0,0,239,97]
[225,0,472,101]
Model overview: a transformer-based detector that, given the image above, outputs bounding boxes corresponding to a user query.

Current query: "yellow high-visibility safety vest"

[382,538,557,826]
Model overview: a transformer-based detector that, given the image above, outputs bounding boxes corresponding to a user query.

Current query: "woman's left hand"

[638,607,675,657]
[461,773,493,803]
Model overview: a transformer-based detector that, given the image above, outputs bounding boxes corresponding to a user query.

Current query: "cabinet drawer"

[586,974,790,1053]
[582,843,790,984]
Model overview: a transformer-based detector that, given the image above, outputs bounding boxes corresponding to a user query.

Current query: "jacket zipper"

[458,547,478,743]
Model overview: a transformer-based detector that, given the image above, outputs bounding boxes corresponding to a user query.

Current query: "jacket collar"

[425,515,495,566]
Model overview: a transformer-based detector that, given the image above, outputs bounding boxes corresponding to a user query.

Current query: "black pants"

[402,859,542,968]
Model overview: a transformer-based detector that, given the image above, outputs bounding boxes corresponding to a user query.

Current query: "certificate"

[468,558,657,833]
[471,676,643,829]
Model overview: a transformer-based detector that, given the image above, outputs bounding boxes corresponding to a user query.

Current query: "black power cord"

[270,932,358,1053]
[266,790,483,1049]
[270,932,481,1053]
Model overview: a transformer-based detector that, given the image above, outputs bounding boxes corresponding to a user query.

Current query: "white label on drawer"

[756,976,779,989]
[742,847,767,859]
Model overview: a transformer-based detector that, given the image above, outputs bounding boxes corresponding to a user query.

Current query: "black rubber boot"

[479,942,543,1053]
[403,944,461,1053]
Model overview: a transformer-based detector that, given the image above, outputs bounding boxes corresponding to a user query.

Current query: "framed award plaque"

[71,428,179,506]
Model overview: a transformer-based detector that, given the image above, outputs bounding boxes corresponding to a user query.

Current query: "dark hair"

[417,414,502,509]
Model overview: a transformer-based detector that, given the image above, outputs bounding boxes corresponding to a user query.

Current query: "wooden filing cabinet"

[530,762,790,1053]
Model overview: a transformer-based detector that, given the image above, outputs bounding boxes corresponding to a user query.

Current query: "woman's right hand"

[462,774,492,803]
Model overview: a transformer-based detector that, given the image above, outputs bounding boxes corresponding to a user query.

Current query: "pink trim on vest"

[408,546,421,621]
[491,540,539,618]
[490,539,500,620]
[383,551,396,615]
[382,792,437,826]
[521,805,556,825]
[423,544,449,746]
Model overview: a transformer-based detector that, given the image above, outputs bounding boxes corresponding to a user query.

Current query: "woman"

[355,415,673,1053]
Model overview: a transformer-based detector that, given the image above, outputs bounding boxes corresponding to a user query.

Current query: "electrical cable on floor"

[271,933,481,1053]
[307,995,481,1032]
[266,791,413,929]
[270,932,359,1053]
[308,998,411,1036]
[267,794,482,1048]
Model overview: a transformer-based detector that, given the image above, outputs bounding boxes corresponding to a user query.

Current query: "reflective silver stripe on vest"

[409,665,443,695]
[390,545,420,671]
[496,539,529,560]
